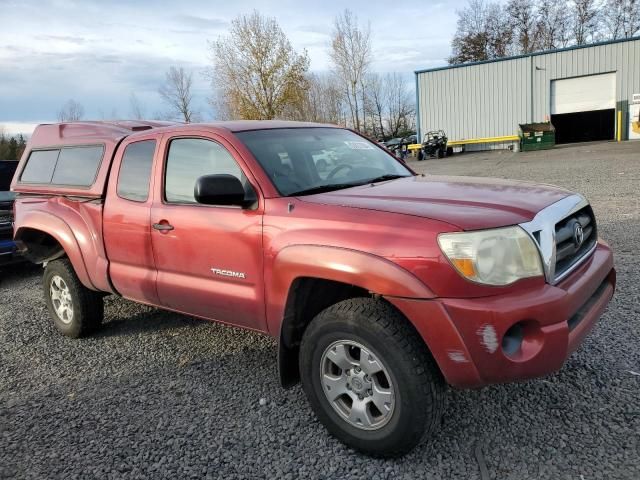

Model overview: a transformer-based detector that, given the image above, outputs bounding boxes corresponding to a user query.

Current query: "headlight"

[438,226,543,286]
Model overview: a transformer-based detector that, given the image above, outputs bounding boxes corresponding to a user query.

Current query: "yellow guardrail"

[407,135,520,150]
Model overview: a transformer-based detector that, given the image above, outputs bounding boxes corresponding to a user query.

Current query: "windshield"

[236,128,412,196]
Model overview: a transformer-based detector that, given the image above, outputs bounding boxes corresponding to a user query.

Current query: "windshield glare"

[236,128,412,196]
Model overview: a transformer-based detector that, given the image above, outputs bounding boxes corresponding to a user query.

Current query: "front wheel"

[43,258,104,338]
[299,298,444,457]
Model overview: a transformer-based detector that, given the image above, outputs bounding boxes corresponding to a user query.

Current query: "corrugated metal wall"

[416,37,640,149]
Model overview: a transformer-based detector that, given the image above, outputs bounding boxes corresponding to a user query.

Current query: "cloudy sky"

[0,0,463,134]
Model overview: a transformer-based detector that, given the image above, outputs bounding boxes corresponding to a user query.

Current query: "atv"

[418,130,451,160]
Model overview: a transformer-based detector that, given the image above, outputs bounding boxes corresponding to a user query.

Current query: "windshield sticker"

[344,141,374,150]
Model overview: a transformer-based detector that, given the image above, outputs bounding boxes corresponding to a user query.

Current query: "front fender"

[266,244,435,336]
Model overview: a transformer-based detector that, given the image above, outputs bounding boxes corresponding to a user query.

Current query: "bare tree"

[485,2,514,57]
[210,11,310,120]
[292,73,346,124]
[159,67,197,123]
[384,73,415,139]
[572,0,601,45]
[603,0,640,38]
[621,0,640,36]
[507,0,540,53]
[57,99,84,122]
[366,73,386,139]
[362,73,414,140]
[129,93,145,120]
[536,0,572,49]
[330,9,372,131]
[449,0,512,64]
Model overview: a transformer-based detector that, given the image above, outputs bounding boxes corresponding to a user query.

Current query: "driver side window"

[165,138,245,204]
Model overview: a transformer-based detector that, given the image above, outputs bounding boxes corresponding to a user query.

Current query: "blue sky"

[0,0,464,134]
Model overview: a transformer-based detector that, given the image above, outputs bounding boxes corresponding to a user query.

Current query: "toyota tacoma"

[11,120,615,456]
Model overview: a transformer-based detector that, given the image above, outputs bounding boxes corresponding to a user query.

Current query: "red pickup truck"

[11,120,615,456]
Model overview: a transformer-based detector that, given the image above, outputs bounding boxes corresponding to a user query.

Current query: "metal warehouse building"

[415,36,640,150]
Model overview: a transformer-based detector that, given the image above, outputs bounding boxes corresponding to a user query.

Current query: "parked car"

[402,134,417,145]
[12,121,615,456]
[0,160,19,265]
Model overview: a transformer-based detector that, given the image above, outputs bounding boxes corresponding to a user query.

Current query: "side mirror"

[194,174,251,207]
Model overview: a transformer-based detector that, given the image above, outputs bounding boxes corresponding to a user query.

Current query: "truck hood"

[297,175,572,230]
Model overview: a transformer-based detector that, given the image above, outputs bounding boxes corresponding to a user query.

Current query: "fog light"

[502,323,524,357]
[501,320,544,361]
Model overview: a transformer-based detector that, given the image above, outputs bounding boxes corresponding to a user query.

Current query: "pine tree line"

[0,132,27,161]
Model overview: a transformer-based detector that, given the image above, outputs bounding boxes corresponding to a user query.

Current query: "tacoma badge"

[211,268,246,279]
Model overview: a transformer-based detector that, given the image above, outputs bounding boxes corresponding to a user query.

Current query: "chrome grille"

[0,209,11,227]
[554,205,597,279]
[520,194,597,285]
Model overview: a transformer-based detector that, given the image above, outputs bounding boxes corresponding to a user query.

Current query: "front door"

[150,134,265,330]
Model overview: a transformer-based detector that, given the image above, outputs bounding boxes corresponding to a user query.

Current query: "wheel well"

[15,228,65,263]
[278,277,370,388]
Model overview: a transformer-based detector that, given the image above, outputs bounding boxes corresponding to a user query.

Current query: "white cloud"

[1,123,40,136]
[0,0,464,123]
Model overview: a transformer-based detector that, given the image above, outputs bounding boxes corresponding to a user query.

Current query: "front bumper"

[387,241,615,388]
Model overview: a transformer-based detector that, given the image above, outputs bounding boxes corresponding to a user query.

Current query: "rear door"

[149,132,266,330]
[103,134,160,304]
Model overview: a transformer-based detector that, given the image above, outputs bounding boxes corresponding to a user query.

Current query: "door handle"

[152,222,174,232]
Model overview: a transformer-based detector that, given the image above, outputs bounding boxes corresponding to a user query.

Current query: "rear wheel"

[437,148,445,158]
[299,298,444,457]
[43,258,104,338]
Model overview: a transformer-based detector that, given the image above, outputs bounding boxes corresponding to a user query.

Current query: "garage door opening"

[550,73,616,144]
[551,109,615,144]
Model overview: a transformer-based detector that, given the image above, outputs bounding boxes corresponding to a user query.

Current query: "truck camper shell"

[11,121,177,198]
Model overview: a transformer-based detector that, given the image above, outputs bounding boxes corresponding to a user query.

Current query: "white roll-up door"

[551,73,616,114]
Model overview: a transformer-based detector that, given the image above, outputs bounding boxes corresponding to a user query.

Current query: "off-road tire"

[43,258,104,338]
[299,298,445,457]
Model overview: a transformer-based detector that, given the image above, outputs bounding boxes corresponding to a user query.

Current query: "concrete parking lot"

[1,141,638,479]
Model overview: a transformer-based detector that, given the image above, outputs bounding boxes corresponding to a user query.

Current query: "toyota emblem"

[573,222,584,248]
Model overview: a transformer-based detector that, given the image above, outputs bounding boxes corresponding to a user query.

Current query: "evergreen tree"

[7,137,18,160]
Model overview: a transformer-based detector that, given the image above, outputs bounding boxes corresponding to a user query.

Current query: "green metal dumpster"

[519,122,555,151]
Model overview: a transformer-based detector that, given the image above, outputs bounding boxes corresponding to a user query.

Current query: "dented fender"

[265,244,435,337]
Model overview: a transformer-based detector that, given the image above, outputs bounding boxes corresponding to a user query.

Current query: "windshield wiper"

[289,182,364,197]
[366,174,409,184]
[289,175,409,197]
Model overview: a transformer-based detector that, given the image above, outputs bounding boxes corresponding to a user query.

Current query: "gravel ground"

[1,141,639,479]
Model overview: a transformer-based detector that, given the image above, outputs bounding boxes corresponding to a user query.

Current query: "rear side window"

[20,145,104,187]
[117,140,156,202]
[51,146,104,186]
[20,150,59,184]
[165,138,243,204]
